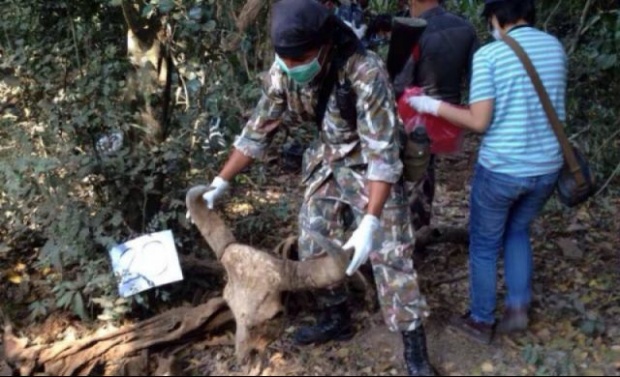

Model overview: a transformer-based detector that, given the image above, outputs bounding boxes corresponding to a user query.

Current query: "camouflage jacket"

[234,50,403,198]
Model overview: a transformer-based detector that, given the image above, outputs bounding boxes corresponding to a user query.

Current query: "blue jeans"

[469,164,559,324]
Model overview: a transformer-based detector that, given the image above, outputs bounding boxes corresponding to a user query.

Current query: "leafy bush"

[0,0,617,323]
[0,0,270,322]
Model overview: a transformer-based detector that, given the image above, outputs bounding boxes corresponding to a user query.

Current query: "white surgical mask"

[488,21,502,41]
[492,28,502,41]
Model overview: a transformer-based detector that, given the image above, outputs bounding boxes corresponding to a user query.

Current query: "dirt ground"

[2,135,618,376]
[178,135,620,376]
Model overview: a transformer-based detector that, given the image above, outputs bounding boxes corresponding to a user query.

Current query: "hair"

[368,13,393,35]
[483,0,536,28]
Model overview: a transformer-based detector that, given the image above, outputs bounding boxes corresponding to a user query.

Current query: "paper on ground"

[109,230,184,298]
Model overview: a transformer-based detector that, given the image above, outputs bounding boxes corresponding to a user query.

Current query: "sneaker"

[448,312,493,345]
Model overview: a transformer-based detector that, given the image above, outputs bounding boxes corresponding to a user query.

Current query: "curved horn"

[278,253,350,292]
[186,186,236,260]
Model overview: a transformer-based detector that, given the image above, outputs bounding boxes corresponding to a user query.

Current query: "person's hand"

[343,215,380,276]
[201,176,229,209]
[407,95,441,116]
[343,20,368,40]
[186,177,229,222]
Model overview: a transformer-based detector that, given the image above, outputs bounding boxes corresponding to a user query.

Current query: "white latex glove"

[186,177,229,222]
[343,20,368,40]
[344,214,381,276]
[407,95,442,116]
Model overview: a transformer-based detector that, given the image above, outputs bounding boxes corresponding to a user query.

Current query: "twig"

[68,14,83,72]
[568,124,591,142]
[0,307,7,326]
[433,273,469,287]
[174,59,190,111]
[543,0,564,32]
[569,0,594,55]
[595,160,620,196]
[1,18,12,51]
[593,120,620,159]
[241,50,252,81]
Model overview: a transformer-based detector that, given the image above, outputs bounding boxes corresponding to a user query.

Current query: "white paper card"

[109,230,184,298]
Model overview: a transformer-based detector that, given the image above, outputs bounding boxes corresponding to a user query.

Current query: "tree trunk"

[113,0,175,232]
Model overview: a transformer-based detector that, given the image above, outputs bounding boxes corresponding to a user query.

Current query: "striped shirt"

[469,26,567,177]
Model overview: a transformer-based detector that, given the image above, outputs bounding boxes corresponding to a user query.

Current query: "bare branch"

[569,0,595,55]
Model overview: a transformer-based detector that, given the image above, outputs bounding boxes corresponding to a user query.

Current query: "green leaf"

[580,319,596,335]
[41,239,63,271]
[111,212,124,227]
[189,6,203,20]
[205,20,217,31]
[596,54,617,70]
[72,292,88,320]
[158,0,175,13]
[28,301,49,321]
[57,291,75,309]
[142,4,154,17]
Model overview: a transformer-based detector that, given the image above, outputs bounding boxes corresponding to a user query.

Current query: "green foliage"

[0,0,617,325]
[0,0,268,322]
[445,0,620,185]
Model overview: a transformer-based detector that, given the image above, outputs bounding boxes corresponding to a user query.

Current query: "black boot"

[293,302,354,345]
[403,325,437,376]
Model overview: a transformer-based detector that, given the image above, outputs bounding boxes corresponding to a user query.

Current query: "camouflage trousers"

[298,166,430,332]
[407,155,436,232]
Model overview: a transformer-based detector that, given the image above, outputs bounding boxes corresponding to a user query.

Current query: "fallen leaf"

[335,348,350,358]
[557,238,584,260]
[566,222,588,232]
[14,263,26,272]
[481,362,494,374]
[536,328,552,342]
[1,76,20,87]
[8,273,22,284]
[0,243,10,255]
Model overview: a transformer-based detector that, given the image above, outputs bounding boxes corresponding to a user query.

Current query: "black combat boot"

[402,325,437,376]
[293,302,354,345]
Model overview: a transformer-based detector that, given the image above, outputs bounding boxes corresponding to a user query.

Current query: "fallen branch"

[595,160,620,196]
[3,298,233,376]
[433,273,469,287]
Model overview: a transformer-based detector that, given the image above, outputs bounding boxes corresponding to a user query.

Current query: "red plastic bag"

[397,87,465,155]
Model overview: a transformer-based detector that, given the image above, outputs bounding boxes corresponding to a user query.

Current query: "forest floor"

[1,135,619,376]
[181,135,619,376]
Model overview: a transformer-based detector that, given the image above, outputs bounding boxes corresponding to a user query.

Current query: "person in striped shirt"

[407,0,567,344]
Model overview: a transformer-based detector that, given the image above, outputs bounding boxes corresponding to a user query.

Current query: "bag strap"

[503,34,586,188]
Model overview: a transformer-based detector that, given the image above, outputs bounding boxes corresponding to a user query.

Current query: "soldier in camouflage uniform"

[189,1,436,375]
